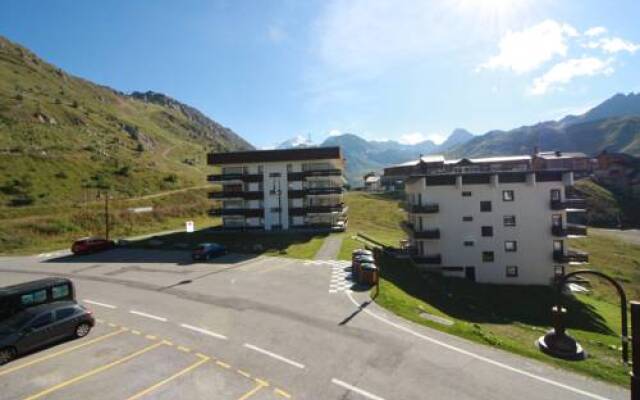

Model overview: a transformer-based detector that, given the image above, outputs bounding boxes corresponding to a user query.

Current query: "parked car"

[0,301,94,365]
[0,278,75,321]
[71,237,115,255]
[192,242,227,260]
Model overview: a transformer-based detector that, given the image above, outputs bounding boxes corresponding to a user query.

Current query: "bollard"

[631,301,640,400]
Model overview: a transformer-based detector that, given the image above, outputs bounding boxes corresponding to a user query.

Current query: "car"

[192,242,227,260]
[0,301,95,365]
[71,237,115,255]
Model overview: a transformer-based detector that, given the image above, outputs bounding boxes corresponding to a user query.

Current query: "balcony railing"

[409,203,439,214]
[411,227,440,239]
[209,208,264,217]
[553,249,589,263]
[550,198,587,210]
[209,191,263,200]
[208,173,263,182]
[551,225,567,237]
[411,254,442,265]
[287,169,342,181]
[566,224,588,236]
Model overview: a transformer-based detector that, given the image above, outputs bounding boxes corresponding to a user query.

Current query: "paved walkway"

[314,234,344,260]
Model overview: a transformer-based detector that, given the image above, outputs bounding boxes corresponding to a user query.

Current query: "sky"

[1,0,639,148]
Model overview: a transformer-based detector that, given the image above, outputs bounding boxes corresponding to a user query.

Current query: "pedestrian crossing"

[304,260,354,294]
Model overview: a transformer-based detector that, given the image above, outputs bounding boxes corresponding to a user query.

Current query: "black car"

[0,301,95,365]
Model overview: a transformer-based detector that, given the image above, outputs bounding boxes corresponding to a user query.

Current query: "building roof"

[443,155,531,165]
[365,176,380,183]
[390,155,445,168]
[208,146,342,165]
[536,151,588,160]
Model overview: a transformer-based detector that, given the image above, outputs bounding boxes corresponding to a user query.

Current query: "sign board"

[186,220,194,233]
[127,206,154,214]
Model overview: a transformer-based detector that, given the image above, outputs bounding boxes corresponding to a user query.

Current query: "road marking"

[238,380,268,400]
[177,346,191,353]
[125,354,210,400]
[237,369,251,378]
[83,299,117,309]
[332,378,385,400]
[108,323,117,328]
[274,388,292,398]
[145,335,157,340]
[131,330,141,335]
[130,310,168,322]
[0,328,127,377]
[180,323,228,340]
[22,341,164,400]
[216,360,231,369]
[243,343,305,369]
[345,291,612,400]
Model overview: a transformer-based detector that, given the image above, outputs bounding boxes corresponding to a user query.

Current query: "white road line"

[331,378,385,400]
[180,323,228,340]
[83,299,117,309]
[243,343,305,369]
[345,291,611,400]
[129,310,168,322]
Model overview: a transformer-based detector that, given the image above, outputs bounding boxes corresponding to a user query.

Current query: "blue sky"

[1,0,639,148]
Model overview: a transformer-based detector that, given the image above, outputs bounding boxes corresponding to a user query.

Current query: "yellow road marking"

[124,354,210,400]
[195,352,210,359]
[216,360,231,369]
[145,335,157,340]
[22,341,164,400]
[177,346,191,353]
[163,340,174,346]
[131,330,141,335]
[108,323,117,328]
[255,378,269,387]
[0,328,127,377]
[274,388,292,399]
[237,380,268,400]
[237,369,251,378]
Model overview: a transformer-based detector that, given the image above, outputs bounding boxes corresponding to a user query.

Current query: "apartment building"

[207,147,347,230]
[405,156,588,285]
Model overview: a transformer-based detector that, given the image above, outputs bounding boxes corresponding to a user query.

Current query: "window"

[553,240,564,251]
[506,266,518,277]
[481,226,493,237]
[482,251,494,262]
[286,164,292,172]
[269,172,281,178]
[257,165,263,174]
[463,240,474,247]
[21,289,47,306]
[503,215,516,227]
[505,241,517,252]
[554,265,565,277]
[480,201,492,212]
[462,191,472,197]
[462,216,473,222]
[552,214,562,227]
[31,312,53,329]
[502,190,514,201]
[55,307,76,320]
[550,189,561,201]
[52,284,70,300]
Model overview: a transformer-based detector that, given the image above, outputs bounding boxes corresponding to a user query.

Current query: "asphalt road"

[0,248,628,400]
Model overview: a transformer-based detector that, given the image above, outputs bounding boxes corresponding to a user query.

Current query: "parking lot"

[0,318,288,400]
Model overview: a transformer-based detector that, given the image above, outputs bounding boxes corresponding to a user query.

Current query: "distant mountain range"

[278,93,640,186]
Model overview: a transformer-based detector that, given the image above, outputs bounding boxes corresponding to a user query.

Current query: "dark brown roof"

[208,147,342,165]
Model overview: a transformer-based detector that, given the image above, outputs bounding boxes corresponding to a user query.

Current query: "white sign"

[186,220,194,233]
[127,206,153,214]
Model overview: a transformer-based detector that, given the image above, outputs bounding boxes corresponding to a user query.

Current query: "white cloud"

[267,25,287,43]
[479,19,578,74]
[529,57,614,95]
[584,26,607,37]
[398,132,446,145]
[327,129,342,137]
[586,37,640,54]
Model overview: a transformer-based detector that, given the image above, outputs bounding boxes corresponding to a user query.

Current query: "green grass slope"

[0,35,251,207]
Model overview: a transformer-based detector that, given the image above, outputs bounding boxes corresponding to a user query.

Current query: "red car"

[71,237,114,255]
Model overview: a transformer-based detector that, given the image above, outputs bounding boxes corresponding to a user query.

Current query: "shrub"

[54,171,68,179]
[163,174,178,183]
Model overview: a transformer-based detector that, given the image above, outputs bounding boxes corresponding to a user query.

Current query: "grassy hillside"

[574,178,640,228]
[0,35,250,207]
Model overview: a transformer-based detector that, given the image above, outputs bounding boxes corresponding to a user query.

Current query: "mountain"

[319,131,467,185]
[276,134,314,149]
[0,35,252,206]
[447,93,640,158]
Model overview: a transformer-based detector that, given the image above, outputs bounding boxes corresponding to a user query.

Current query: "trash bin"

[360,263,379,286]
[352,254,375,284]
[352,249,372,263]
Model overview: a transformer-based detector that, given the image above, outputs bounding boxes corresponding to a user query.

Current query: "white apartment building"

[208,147,347,230]
[405,156,588,285]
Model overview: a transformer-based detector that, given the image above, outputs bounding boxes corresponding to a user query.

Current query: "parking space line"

[124,354,210,400]
[237,380,269,400]
[129,310,168,322]
[216,360,231,369]
[0,327,127,377]
[237,369,251,379]
[145,335,157,340]
[22,341,165,400]
[83,299,117,309]
[243,343,305,369]
[274,388,292,399]
[180,323,228,340]
[331,378,385,400]
[131,330,141,335]
[177,346,191,353]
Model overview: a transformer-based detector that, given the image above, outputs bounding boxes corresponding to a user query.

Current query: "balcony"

[305,187,343,195]
[289,204,346,216]
[209,191,263,200]
[567,224,588,236]
[411,254,442,265]
[551,225,567,237]
[409,203,439,214]
[550,198,587,210]
[408,226,440,239]
[209,208,264,218]
[287,169,343,181]
[208,173,263,183]
[553,249,589,263]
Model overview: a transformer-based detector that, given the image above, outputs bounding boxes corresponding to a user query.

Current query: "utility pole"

[104,190,110,240]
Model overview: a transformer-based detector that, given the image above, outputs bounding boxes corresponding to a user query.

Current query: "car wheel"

[75,323,92,338]
[0,347,16,365]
